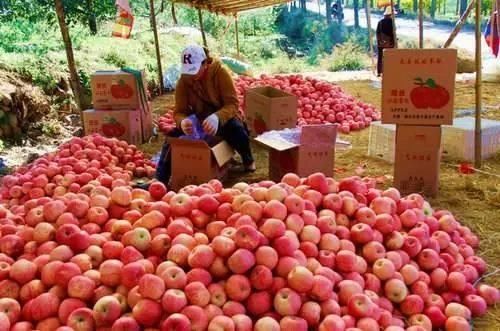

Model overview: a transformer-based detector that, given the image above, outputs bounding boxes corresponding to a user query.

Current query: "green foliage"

[322,38,368,71]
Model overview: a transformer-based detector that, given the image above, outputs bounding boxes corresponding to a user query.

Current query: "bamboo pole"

[235,14,240,58]
[443,0,475,48]
[365,0,376,73]
[419,0,424,47]
[171,2,178,25]
[54,0,83,113]
[150,0,164,93]
[198,8,208,47]
[390,0,398,48]
[474,0,482,168]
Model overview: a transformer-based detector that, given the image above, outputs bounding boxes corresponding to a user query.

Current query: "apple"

[93,295,121,326]
[225,275,251,302]
[254,316,280,331]
[336,250,357,273]
[138,274,165,300]
[287,266,314,293]
[446,271,466,293]
[111,316,141,331]
[318,314,346,331]
[274,288,302,316]
[161,266,187,289]
[188,244,216,269]
[0,298,21,325]
[9,259,37,285]
[232,314,252,331]
[68,275,95,301]
[373,258,395,281]
[347,293,375,318]
[477,284,500,305]
[161,313,191,331]
[384,279,408,303]
[227,249,255,274]
[250,265,273,291]
[67,308,95,331]
[161,289,188,314]
[132,298,162,327]
[99,259,123,287]
[463,294,487,317]
[445,316,471,331]
[185,281,210,307]
[247,291,272,316]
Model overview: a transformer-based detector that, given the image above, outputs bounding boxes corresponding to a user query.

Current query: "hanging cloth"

[484,1,499,57]
[112,0,135,39]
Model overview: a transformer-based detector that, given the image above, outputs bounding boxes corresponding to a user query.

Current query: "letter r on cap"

[183,54,192,64]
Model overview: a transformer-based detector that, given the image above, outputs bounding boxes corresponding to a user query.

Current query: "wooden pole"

[150,0,164,93]
[390,0,398,48]
[198,8,208,47]
[54,0,83,113]
[235,15,240,58]
[365,0,376,73]
[419,0,424,47]
[171,2,178,25]
[443,0,475,48]
[474,0,482,168]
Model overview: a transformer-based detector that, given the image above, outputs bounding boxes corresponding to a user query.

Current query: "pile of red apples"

[0,134,498,331]
[235,75,381,133]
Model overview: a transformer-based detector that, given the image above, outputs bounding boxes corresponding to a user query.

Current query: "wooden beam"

[365,0,375,73]
[54,0,83,113]
[419,0,423,48]
[150,0,164,93]
[198,8,208,47]
[235,15,240,57]
[443,0,475,48]
[474,0,482,168]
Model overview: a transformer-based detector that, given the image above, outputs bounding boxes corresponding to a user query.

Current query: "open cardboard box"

[255,124,338,182]
[245,86,298,137]
[394,125,442,197]
[168,137,234,190]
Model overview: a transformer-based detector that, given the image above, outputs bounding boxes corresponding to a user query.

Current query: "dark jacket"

[376,16,395,48]
[174,59,239,127]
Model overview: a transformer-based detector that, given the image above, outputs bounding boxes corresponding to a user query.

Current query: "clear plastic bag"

[163,64,181,91]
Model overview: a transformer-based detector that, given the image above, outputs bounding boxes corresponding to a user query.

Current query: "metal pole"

[474,0,482,168]
[390,0,398,48]
[149,0,164,93]
[419,0,424,47]
[198,8,208,47]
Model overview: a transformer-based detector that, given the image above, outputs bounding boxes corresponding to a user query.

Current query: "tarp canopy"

[172,0,292,14]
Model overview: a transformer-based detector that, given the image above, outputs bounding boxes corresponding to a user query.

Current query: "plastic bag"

[221,57,253,76]
[180,114,209,141]
[258,128,352,151]
[163,64,181,91]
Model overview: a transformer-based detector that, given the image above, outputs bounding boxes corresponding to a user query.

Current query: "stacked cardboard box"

[382,49,457,197]
[83,69,153,145]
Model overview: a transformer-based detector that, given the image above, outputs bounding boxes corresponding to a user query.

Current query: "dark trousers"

[377,47,384,75]
[156,118,254,185]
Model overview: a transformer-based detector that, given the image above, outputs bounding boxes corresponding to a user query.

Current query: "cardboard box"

[244,86,298,137]
[394,125,442,197]
[255,125,337,182]
[168,138,234,190]
[83,109,142,146]
[382,49,457,125]
[139,102,153,143]
[91,70,148,110]
[442,117,500,161]
[367,121,397,163]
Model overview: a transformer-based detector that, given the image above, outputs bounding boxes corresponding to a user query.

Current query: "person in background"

[376,6,395,76]
[156,44,255,185]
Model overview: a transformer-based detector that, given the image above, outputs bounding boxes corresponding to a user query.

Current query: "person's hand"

[202,114,219,136]
[180,118,193,135]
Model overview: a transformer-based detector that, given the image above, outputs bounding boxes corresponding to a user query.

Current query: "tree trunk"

[456,0,459,14]
[326,0,333,24]
[86,0,97,35]
[54,0,83,112]
[413,0,418,12]
[354,0,360,28]
[300,0,307,11]
[460,0,468,15]
[431,0,437,17]
[171,2,178,25]
[150,0,164,92]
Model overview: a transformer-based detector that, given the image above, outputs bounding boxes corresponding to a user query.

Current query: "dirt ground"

[143,79,500,330]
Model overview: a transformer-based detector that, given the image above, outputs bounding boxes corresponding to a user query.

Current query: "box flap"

[300,124,337,145]
[211,141,235,167]
[167,137,210,148]
[254,135,298,151]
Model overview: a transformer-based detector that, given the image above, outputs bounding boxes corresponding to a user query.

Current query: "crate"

[442,117,500,161]
[367,122,397,163]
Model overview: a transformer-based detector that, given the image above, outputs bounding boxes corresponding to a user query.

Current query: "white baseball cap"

[181,45,207,75]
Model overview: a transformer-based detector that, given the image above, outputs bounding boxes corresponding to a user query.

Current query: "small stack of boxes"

[381,48,458,197]
[244,86,338,181]
[83,69,153,145]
